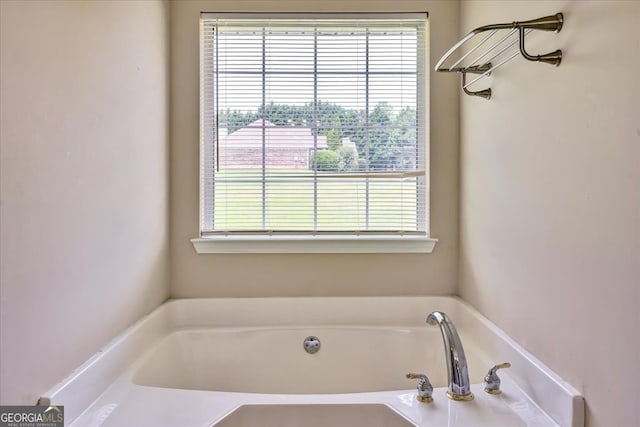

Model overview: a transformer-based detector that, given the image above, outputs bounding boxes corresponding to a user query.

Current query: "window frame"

[194,12,436,254]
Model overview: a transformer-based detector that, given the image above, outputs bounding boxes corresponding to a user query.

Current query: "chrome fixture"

[426,311,474,401]
[303,336,321,354]
[435,13,564,99]
[484,362,511,394]
[406,373,433,403]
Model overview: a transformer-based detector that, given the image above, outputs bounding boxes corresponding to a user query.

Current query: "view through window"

[200,14,428,237]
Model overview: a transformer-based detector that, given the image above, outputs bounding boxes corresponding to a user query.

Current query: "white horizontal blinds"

[201,15,427,235]
[200,19,216,232]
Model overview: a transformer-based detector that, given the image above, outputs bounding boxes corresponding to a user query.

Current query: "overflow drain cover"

[303,336,321,354]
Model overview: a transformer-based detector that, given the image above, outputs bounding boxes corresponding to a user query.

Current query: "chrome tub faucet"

[427,311,474,401]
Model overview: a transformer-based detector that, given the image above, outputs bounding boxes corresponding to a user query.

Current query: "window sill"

[191,235,437,254]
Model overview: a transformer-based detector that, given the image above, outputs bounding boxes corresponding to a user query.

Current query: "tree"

[337,146,358,172]
[220,109,258,133]
[325,118,343,151]
[391,107,418,170]
[310,150,339,171]
[368,103,397,170]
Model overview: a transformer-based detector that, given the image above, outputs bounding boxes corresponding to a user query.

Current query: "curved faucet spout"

[427,311,474,401]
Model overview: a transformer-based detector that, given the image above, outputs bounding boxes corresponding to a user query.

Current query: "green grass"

[213,169,420,231]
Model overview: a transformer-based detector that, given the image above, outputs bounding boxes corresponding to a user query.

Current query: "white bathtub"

[132,326,486,394]
[42,297,583,427]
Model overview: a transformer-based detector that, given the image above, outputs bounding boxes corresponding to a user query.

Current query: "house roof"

[220,119,328,149]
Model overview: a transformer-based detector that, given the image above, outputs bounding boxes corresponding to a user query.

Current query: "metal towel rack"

[435,13,564,100]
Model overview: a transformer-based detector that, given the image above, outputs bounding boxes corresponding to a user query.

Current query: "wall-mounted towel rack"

[435,13,564,100]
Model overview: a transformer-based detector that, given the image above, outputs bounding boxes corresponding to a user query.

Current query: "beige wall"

[170,0,460,297]
[459,2,639,426]
[0,0,170,404]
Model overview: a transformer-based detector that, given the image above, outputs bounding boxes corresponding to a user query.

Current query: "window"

[195,13,435,253]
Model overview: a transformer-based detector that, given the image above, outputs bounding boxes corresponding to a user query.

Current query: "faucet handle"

[484,362,511,394]
[406,373,434,403]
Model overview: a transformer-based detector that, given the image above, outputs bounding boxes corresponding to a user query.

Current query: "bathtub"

[132,326,487,394]
[41,297,583,427]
